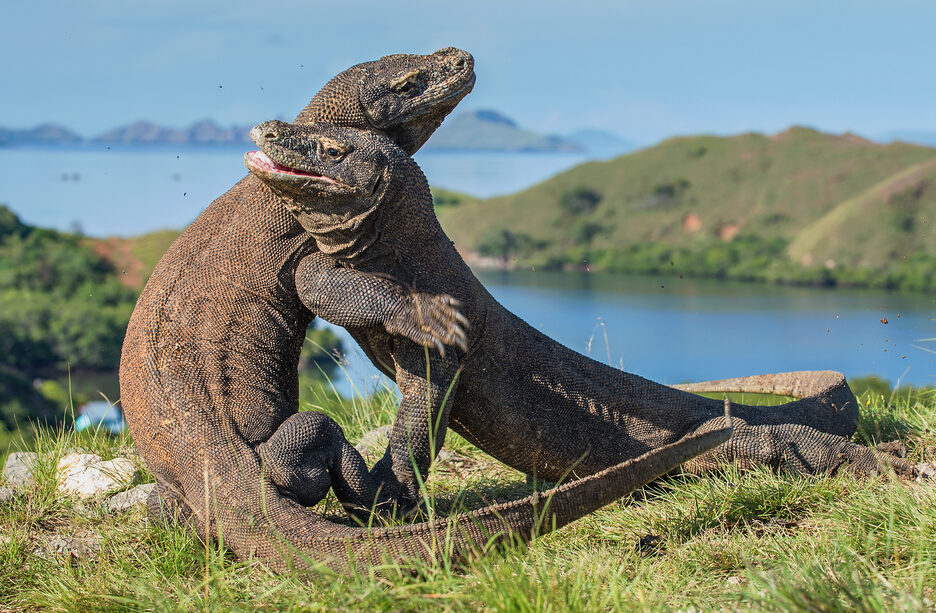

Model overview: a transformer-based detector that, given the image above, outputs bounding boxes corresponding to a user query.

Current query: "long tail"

[671,370,858,438]
[197,403,733,572]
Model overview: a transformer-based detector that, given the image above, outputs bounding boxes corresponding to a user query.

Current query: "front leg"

[295,251,467,355]
[368,340,461,516]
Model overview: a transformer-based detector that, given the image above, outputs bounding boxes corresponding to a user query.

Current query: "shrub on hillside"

[476,228,546,261]
[559,186,602,215]
[570,220,607,245]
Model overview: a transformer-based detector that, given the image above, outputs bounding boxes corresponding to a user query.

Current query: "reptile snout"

[250,120,288,147]
[434,47,473,73]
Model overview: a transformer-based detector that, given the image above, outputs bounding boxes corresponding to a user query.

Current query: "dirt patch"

[87,237,145,288]
[682,212,702,233]
[718,223,740,241]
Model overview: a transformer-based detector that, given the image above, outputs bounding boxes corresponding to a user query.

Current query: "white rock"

[106,483,155,512]
[354,424,393,464]
[916,462,936,482]
[0,486,14,503]
[355,425,393,454]
[34,535,100,563]
[2,451,39,487]
[57,453,140,498]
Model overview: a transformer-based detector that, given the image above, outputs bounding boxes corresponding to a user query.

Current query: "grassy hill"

[437,127,936,291]
[93,129,936,292]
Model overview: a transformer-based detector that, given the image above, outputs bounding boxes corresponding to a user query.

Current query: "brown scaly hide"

[119,48,734,572]
[247,122,919,517]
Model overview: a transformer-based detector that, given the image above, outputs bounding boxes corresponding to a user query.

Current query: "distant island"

[0,110,633,154]
[422,109,630,153]
[0,120,255,147]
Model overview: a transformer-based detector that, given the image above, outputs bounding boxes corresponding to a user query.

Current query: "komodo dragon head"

[243,121,397,245]
[244,120,389,201]
[295,47,475,155]
[244,120,397,259]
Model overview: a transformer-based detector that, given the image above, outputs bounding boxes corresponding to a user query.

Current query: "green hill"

[89,128,936,292]
[436,126,936,291]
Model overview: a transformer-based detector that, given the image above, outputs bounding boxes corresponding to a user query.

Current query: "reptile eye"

[326,147,340,158]
[391,70,423,94]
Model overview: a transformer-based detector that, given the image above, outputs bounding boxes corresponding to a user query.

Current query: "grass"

[1,378,935,611]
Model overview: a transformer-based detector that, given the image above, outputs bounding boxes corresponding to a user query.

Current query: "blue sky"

[2,0,934,144]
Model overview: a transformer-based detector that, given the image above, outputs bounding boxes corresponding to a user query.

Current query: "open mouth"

[244,150,335,182]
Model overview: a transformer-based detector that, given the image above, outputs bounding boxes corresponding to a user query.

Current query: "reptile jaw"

[244,151,360,197]
[244,151,338,182]
[375,72,476,127]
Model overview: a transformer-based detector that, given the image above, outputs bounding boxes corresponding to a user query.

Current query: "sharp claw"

[455,312,470,327]
[435,339,445,357]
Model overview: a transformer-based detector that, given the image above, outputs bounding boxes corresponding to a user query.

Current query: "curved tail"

[671,370,858,438]
[196,405,733,572]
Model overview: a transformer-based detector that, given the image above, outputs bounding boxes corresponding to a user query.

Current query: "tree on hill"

[0,205,345,442]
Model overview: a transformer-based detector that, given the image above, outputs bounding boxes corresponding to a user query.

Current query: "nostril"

[454,58,465,68]
[265,132,278,140]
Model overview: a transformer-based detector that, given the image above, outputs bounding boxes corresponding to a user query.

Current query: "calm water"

[0,144,591,236]
[1,144,934,394]
[322,271,936,395]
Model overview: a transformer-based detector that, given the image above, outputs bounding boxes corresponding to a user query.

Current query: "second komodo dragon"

[244,120,925,517]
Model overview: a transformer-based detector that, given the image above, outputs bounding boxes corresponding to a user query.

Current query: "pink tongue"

[247,151,320,177]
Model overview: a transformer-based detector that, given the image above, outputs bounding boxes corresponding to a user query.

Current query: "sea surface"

[1,144,934,394]
[0,143,593,236]
[323,271,936,395]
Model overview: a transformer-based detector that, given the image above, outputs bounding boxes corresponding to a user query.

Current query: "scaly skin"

[121,47,729,573]
[121,48,579,570]
[244,121,921,516]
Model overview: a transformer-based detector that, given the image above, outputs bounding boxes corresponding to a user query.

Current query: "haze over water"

[0,145,591,236]
[1,145,933,391]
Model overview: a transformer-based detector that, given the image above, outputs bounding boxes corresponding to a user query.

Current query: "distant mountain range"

[423,109,632,153]
[0,111,633,154]
[93,119,254,145]
[878,130,936,148]
[0,124,84,146]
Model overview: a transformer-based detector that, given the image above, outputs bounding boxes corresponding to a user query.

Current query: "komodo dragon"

[243,120,925,516]
[119,47,541,570]
[120,47,738,572]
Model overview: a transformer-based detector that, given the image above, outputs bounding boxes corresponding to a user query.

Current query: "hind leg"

[258,411,389,521]
[683,415,916,477]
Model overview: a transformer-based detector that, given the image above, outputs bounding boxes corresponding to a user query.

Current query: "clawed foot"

[387,292,469,356]
[259,412,403,520]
